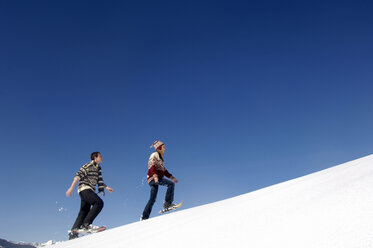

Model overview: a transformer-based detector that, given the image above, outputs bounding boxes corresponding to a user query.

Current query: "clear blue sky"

[1,0,373,243]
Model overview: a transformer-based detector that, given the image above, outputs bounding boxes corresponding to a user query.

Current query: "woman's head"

[157,144,165,153]
[151,140,165,152]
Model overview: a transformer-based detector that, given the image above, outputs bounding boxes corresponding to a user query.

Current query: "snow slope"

[47,155,373,248]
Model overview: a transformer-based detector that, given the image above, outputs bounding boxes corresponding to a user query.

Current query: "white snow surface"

[47,155,373,248]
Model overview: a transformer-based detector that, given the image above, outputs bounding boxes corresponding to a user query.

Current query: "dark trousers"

[71,189,104,230]
[142,178,175,219]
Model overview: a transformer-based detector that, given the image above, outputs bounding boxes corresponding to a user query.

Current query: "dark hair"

[91,152,101,160]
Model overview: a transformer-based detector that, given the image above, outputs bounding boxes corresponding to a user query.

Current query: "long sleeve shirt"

[147,152,173,183]
[75,160,106,195]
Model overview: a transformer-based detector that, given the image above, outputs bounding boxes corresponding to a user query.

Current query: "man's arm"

[105,185,114,194]
[66,177,79,197]
[66,163,90,197]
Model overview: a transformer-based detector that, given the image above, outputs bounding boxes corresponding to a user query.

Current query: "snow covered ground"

[46,154,373,248]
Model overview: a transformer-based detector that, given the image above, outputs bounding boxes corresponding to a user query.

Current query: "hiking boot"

[80,224,99,232]
[68,230,78,240]
[163,202,177,210]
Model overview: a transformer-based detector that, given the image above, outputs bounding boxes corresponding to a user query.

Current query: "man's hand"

[154,177,159,184]
[66,177,79,197]
[171,177,178,183]
[106,186,114,194]
[66,187,73,197]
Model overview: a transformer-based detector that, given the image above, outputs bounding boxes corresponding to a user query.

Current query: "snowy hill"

[47,155,373,248]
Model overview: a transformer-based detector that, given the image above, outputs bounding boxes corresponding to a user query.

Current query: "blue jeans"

[142,178,175,219]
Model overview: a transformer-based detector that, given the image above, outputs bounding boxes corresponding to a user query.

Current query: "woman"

[141,140,179,220]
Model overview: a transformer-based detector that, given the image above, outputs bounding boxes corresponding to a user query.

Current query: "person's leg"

[71,195,91,230]
[141,180,159,219]
[159,178,175,207]
[80,190,104,226]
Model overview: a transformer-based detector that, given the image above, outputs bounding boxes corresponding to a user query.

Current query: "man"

[141,140,178,220]
[66,152,114,239]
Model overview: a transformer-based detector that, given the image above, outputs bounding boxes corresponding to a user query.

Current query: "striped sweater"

[75,161,106,195]
[147,152,173,183]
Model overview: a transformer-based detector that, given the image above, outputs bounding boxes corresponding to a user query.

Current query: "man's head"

[91,152,102,164]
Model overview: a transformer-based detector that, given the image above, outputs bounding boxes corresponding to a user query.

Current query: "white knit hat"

[150,140,164,150]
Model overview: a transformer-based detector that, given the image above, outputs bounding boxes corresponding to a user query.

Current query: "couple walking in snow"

[65,140,178,240]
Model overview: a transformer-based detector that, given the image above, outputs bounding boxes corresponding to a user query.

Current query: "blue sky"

[1,0,373,243]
